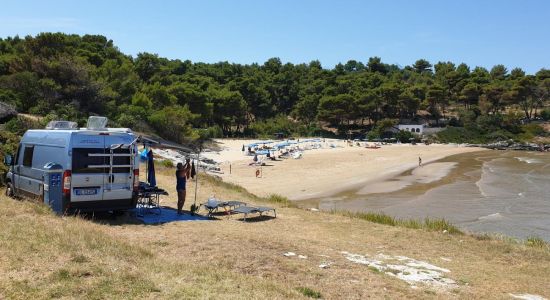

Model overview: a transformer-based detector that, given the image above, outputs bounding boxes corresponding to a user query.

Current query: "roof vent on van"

[86,116,108,130]
[45,120,78,130]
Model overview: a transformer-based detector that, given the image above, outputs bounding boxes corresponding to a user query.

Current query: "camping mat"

[131,206,210,224]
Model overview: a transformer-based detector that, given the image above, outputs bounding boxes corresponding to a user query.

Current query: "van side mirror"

[3,154,13,166]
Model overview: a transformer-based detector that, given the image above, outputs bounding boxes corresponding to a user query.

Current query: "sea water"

[312,150,550,241]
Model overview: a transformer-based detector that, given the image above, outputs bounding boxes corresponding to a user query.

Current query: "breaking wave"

[515,157,543,164]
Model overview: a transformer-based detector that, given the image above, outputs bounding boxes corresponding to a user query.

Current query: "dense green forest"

[1,33,549,145]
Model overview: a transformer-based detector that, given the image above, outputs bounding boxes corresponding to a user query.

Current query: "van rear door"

[71,135,105,202]
[103,134,135,201]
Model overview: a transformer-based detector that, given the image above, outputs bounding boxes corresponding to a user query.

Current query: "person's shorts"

[176,184,186,191]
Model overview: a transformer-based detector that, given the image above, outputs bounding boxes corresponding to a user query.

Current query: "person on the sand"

[176,159,191,214]
[418,156,422,167]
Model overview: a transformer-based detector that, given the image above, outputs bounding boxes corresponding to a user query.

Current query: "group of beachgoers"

[242,138,394,163]
[240,139,426,171]
[242,139,329,165]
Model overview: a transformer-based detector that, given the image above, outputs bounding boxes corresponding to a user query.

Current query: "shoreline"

[304,149,550,242]
[291,155,461,201]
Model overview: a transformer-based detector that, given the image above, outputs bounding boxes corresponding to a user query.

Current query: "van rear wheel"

[112,210,125,217]
[5,182,14,198]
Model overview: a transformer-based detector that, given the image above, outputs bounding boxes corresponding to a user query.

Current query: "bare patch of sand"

[357,162,457,195]
[206,140,485,200]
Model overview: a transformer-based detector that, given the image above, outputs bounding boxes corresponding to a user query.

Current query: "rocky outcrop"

[0,101,17,123]
[467,140,549,151]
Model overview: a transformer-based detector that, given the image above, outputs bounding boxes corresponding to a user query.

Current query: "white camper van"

[3,117,140,212]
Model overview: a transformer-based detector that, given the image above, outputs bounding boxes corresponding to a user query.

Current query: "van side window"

[22,146,34,167]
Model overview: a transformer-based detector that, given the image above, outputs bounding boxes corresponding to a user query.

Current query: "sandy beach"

[202,139,486,200]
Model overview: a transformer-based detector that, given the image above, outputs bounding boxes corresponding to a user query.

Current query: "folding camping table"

[137,185,168,216]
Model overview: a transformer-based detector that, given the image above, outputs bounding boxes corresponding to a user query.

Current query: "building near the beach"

[398,124,424,134]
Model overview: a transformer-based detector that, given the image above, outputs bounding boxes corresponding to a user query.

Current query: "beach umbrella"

[275,142,289,148]
[147,148,156,187]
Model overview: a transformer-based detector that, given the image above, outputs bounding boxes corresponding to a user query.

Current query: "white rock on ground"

[509,294,547,300]
[341,251,457,289]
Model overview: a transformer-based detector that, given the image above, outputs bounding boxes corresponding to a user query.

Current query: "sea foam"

[478,212,503,221]
[515,157,543,164]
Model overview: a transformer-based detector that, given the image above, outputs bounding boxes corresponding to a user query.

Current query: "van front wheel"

[5,182,14,198]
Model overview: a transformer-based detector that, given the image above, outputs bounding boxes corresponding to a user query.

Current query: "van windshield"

[72,148,131,174]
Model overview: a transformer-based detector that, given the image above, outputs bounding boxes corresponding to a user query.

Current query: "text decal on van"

[78,139,101,144]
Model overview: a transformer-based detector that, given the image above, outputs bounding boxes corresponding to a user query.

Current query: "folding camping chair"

[201,198,246,217]
[231,205,277,221]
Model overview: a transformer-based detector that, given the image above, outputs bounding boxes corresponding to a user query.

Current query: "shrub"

[366,130,378,141]
[248,115,295,138]
[247,115,333,138]
[368,118,398,140]
[476,114,504,132]
[526,236,548,249]
[117,113,139,129]
[148,105,199,143]
[485,129,514,142]
[294,124,325,137]
[423,218,463,235]
[296,287,322,299]
[266,194,296,207]
[160,160,174,168]
[5,116,44,135]
[395,130,415,143]
[198,125,224,139]
[541,108,550,121]
[338,211,463,235]
[436,126,486,144]
[522,124,545,136]
[516,124,547,142]
[0,131,20,186]
[448,116,461,127]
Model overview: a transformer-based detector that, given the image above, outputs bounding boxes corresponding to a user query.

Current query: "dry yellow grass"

[1,166,549,299]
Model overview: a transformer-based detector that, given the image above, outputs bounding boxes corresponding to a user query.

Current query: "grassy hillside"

[1,167,549,299]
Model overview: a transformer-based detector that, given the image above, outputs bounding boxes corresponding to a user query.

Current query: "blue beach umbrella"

[255,150,270,155]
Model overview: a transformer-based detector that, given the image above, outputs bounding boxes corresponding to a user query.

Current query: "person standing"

[418,156,422,167]
[176,159,191,214]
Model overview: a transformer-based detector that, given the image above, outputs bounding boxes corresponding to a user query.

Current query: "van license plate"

[75,188,98,196]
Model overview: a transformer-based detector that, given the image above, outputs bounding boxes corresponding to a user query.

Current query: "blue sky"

[1,0,549,73]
